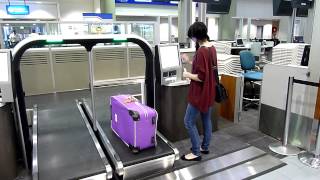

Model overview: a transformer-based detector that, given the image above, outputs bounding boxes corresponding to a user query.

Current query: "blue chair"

[240,51,263,110]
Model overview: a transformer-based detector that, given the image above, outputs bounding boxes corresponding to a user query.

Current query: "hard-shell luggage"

[110,95,158,153]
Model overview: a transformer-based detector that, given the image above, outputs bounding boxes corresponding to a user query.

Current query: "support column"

[94,0,101,13]
[178,0,193,46]
[239,18,244,39]
[290,8,297,43]
[100,0,115,20]
[304,7,316,44]
[155,16,161,45]
[168,16,173,43]
[198,2,207,23]
[247,18,251,41]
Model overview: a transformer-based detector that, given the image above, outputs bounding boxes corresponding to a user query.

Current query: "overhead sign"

[6,5,30,15]
[83,13,113,20]
[115,0,178,6]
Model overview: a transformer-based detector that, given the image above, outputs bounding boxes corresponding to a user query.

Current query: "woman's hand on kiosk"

[181,53,192,64]
[183,68,202,82]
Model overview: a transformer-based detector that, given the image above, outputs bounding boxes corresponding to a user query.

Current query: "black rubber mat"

[31,92,106,180]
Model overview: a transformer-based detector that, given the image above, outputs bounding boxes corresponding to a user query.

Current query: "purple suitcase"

[110,95,158,153]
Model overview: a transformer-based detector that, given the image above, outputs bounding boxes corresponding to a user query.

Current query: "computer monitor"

[301,45,310,66]
[236,39,244,46]
[158,44,181,70]
[294,36,304,43]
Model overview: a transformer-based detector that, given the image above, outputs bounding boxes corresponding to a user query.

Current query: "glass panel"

[1,23,46,48]
[47,23,60,35]
[129,23,154,44]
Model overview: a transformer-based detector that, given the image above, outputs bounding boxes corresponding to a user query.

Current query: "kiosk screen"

[159,45,180,69]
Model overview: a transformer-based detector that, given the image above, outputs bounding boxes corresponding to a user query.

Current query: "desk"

[231,44,273,60]
[231,46,250,55]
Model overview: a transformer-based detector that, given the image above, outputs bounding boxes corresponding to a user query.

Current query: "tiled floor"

[254,156,320,180]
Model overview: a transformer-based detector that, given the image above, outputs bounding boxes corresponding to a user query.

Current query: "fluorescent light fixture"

[112,37,128,42]
[170,1,179,4]
[134,0,152,2]
[46,38,64,44]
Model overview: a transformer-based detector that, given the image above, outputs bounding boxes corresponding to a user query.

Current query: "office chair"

[240,51,263,111]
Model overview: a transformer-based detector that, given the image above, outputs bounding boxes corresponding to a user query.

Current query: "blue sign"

[115,0,178,6]
[6,5,30,15]
[83,13,113,20]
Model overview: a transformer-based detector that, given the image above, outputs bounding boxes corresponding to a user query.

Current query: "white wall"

[236,0,273,19]
[0,0,93,20]
[278,16,291,42]
[207,17,218,40]
[263,24,272,39]
[115,4,178,17]
[239,20,273,39]
[57,0,93,21]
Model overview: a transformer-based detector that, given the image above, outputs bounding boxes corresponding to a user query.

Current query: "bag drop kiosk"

[155,44,218,142]
[11,35,179,180]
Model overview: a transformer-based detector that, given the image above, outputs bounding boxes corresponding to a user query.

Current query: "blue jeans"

[184,104,212,156]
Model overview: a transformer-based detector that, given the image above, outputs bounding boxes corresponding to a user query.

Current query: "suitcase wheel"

[129,145,140,154]
[151,136,155,144]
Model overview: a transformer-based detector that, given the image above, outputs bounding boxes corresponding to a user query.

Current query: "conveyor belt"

[27,91,110,180]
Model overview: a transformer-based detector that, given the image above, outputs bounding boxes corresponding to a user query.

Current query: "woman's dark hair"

[187,22,210,41]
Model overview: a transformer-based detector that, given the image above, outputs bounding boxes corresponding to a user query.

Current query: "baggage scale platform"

[78,98,179,180]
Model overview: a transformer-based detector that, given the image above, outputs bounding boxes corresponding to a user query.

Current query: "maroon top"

[188,46,217,113]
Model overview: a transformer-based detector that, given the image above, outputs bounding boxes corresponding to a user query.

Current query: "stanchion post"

[283,76,294,145]
[269,76,301,155]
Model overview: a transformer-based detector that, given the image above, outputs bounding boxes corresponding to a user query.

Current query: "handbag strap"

[207,47,220,84]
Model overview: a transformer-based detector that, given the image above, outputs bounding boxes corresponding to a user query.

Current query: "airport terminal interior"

[1,0,320,180]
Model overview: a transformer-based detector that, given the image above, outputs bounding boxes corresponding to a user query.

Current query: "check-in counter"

[156,81,219,142]
[154,45,220,142]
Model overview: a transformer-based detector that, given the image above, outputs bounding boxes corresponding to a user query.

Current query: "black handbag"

[208,47,228,103]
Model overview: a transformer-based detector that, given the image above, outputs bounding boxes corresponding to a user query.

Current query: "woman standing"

[181,22,217,161]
